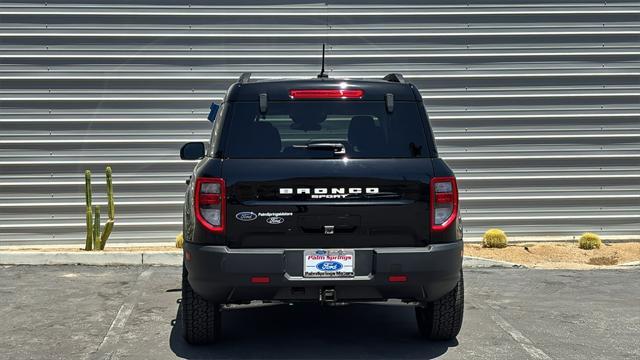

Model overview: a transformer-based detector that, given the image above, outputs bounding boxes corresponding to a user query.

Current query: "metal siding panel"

[0,0,639,245]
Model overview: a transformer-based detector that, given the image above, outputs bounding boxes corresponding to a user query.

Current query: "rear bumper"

[184,241,463,304]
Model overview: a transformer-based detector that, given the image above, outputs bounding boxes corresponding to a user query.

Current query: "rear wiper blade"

[293,143,346,155]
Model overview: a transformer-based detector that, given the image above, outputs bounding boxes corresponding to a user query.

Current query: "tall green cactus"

[100,167,115,250]
[84,170,93,251]
[84,166,116,251]
[93,206,101,250]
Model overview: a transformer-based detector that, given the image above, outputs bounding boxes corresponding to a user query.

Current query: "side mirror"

[180,142,205,160]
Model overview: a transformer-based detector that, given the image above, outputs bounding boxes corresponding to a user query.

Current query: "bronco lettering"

[279,187,379,199]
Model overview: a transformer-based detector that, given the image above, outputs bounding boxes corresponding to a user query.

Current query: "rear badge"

[266,216,284,225]
[235,212,257,222]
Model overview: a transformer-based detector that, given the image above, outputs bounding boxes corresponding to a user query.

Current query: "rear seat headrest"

[348,116,377,145]
[253,122,281,155]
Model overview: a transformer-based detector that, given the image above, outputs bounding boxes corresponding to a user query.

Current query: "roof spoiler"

[382,73,406,84]
[238,72,252,84]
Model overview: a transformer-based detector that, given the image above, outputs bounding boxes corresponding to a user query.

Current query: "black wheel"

[182,264,221,344]
[415,270,464,340]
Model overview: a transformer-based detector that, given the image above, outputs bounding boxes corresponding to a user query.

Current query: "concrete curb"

[619,260,640,267]
[0,251,143,266]
[462,256,527,269]
[141,252,182,266]
[0,251,182,266]
[1,251,526,268]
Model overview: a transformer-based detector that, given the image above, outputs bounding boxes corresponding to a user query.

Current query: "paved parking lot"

[0,265,638,360]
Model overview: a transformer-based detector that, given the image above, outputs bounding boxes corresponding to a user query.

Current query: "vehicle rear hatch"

[223,158,433,248]
[217,93,436,248]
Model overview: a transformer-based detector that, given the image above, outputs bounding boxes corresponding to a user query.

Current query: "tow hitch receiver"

[320,288,337,303]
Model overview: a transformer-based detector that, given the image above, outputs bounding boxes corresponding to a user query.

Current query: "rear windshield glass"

[223,101,429,158]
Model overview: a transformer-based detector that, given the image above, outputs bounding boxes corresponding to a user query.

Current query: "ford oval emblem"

[316,261,343,272]
[266,216,284,225]
[235,212,257,222]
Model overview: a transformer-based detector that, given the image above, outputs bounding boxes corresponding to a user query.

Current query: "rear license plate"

[304,249,355,278]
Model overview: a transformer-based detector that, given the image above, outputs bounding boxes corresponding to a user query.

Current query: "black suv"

[179,73,463,344]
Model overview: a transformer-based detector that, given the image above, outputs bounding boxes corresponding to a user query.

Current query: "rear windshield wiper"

[293,142,346,155]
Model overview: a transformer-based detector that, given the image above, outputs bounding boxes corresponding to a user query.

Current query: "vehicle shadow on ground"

[169,302,456,359]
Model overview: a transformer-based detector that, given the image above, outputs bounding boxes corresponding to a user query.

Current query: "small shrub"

[578,232,602,250]
[176,232,184,249]
[482,228,508,248]
[588,255,618,266]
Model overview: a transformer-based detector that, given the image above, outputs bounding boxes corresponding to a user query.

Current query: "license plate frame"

[303,249,355,278]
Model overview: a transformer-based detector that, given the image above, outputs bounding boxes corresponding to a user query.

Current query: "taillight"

[194,177,225,233]
[430,177,458,232]
[289,89,364,99]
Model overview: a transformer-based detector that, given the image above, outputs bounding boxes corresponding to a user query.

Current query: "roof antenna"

[317,44,328,79]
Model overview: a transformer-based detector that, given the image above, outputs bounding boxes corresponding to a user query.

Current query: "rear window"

[223,101,430,159]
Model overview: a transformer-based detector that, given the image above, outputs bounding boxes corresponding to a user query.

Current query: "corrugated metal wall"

[1,0,639,245]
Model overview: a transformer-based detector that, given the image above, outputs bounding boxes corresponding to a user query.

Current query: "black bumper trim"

[184,241,463,303]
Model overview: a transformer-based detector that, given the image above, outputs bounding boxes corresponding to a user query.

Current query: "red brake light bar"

[289,89,364,99]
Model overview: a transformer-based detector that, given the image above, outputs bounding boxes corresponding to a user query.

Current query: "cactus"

[83,166,116,251]
[176,232,184,249]
[100,167,115,250]
[93,206,101,250]
[482,228,508,248]
[579,232,602,250]
[84,170,93,250]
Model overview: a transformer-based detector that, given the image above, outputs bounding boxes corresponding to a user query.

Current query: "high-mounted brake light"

[289,89,364,99]
[430,177,458,232]
[194,177,225,233]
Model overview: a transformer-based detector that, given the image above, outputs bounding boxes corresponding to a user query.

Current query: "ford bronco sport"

[179,72,463,344]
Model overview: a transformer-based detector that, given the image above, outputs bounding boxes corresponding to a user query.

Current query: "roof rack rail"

[382,73,406,84]
[238,72,252,84]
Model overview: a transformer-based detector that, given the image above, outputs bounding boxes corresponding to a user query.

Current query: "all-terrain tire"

[415,270,464,340]
[182,264,221,344]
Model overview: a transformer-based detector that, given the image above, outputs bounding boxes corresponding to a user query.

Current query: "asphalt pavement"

[0,265,638,360]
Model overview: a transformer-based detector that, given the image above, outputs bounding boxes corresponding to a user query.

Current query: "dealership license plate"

[304,249,355,278]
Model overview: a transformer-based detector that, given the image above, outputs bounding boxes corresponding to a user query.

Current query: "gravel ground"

[464,242,640,269]
[0,265,638,360]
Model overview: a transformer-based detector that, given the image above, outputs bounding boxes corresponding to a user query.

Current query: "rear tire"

[182,263,221,344]
[415,270,464,340]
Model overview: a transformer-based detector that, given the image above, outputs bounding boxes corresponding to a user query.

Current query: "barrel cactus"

[84,166,116,251]
[176,232,184,249]
[578,232,602,250]
[482,228,508,248]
